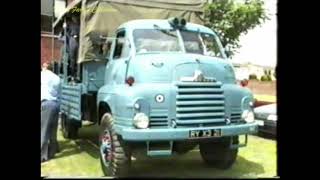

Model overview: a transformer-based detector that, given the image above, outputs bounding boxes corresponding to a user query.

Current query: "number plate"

[189,129,222,139]
[255,120,264,126]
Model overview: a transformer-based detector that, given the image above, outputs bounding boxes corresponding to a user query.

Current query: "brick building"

[41,0,66,65]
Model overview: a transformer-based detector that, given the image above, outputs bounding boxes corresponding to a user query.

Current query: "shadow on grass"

[129,150,265,178]
[74,139,100,159]
[53,139,82,160]
[53,124,267,178]
[257,132,276,141]
[52,124,100,160]
[78,124,100,144]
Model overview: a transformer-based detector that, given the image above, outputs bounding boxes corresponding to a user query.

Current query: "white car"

[254,103,277,136]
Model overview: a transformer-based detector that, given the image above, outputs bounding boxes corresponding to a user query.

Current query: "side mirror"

[101,38,114,61]
[224,50,231,58]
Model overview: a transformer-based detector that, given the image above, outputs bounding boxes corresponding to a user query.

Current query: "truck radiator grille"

[149,109,168,128]
[230,112,242,123]
[175,82,225,127]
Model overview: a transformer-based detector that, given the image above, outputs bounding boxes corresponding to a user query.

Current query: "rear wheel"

[99,113,131,177]
[199,136,239,169]
[60,113,79,139]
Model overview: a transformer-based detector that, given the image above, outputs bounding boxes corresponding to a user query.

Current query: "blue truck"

[53,0,258,176]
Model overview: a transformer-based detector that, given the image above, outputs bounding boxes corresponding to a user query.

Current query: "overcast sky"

[231,0,277,67]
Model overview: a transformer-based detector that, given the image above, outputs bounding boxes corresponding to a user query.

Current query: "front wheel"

[60,113,79,139]
[99,113,131,177]
[199,136,239,169]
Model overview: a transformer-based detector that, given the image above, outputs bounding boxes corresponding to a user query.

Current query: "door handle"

[151,62,164,67]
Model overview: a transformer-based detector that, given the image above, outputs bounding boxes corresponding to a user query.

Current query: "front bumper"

[119,122,259,141]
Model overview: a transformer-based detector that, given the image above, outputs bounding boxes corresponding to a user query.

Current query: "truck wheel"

[199,136,239,169]
[99,113,131,177]
[60,113,79,139]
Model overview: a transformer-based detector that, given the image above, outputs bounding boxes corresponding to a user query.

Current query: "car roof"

[254,103,277,115]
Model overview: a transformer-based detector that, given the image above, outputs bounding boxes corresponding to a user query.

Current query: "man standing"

[68,16,80,79]
[41,62,61,162]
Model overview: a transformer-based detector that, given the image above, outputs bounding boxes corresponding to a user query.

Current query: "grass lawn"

[41,124,277,178]
[254,94,276,103]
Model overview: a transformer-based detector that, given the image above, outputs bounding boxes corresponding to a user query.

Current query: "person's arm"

[56,76,61,102]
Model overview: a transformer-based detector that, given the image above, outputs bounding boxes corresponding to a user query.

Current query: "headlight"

[133,113,149,129]
[241,110,255,123]
[134,102,140,110]
[267,114,277,121]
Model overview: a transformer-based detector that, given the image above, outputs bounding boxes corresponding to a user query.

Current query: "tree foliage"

[204,0,269,57]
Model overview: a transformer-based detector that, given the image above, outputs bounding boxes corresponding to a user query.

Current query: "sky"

[231,0,277,67]
[54,0,65,18]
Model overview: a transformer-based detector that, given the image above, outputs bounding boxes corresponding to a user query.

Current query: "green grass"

[254,94,276,103]
[41,124,277,178]
[41,127,103,177]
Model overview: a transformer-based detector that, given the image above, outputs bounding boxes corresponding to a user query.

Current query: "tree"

[204,0,269,57]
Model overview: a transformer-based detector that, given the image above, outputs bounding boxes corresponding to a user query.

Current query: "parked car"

[254,103,277,136]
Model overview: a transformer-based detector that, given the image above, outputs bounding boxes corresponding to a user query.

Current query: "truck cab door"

[105,29,132,85]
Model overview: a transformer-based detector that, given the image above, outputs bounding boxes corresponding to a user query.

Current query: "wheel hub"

[100,130,112,166]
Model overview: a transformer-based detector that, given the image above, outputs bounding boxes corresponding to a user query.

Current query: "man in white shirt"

[41,62,61,162]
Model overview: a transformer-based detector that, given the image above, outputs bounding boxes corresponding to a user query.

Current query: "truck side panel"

[82,61,107,92]
[60,84,82,121]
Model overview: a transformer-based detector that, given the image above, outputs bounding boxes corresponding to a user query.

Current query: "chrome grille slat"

[176,112,225,119]
[176,118,225,124]
[178,88,223,93]
[176,81,225,127]
[230,112,242,122]
[176,100,224,106]
[177,94,224,100]
[177,106,224,112]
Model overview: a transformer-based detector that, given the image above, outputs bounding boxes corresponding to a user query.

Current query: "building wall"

[41,32,63,65]
[41,0,54,16]
[41,0,66,65]
[67,0,74,5]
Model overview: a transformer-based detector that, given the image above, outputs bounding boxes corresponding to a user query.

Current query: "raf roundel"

[155,94,165,103]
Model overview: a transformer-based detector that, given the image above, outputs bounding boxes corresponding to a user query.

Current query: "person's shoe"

[41,158,48,164]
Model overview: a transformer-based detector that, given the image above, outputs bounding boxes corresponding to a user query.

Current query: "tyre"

[199,136,239,169]
[99,113,131,177]
[60,113,79,139]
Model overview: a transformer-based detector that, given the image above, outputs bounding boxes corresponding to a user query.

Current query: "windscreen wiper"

[153,24,177,37]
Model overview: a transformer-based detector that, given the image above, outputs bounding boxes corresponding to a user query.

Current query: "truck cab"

[94,18,258,176]
[53,0,258,177]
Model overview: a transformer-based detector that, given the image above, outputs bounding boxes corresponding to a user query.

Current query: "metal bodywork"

[55,1,258,158]
[94,20,258,153]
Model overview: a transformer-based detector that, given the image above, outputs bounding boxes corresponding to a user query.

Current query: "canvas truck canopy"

[53,0,82,31]
[54,0,207,63]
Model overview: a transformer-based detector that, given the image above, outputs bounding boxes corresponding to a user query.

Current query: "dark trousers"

[41,100,60,161]
[69,37,79,78]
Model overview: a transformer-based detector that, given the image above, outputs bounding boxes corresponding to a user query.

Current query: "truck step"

[147,141,173,157]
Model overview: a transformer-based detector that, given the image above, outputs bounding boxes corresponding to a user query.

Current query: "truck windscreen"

[133,29,182,53]
[180,30,224,58]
